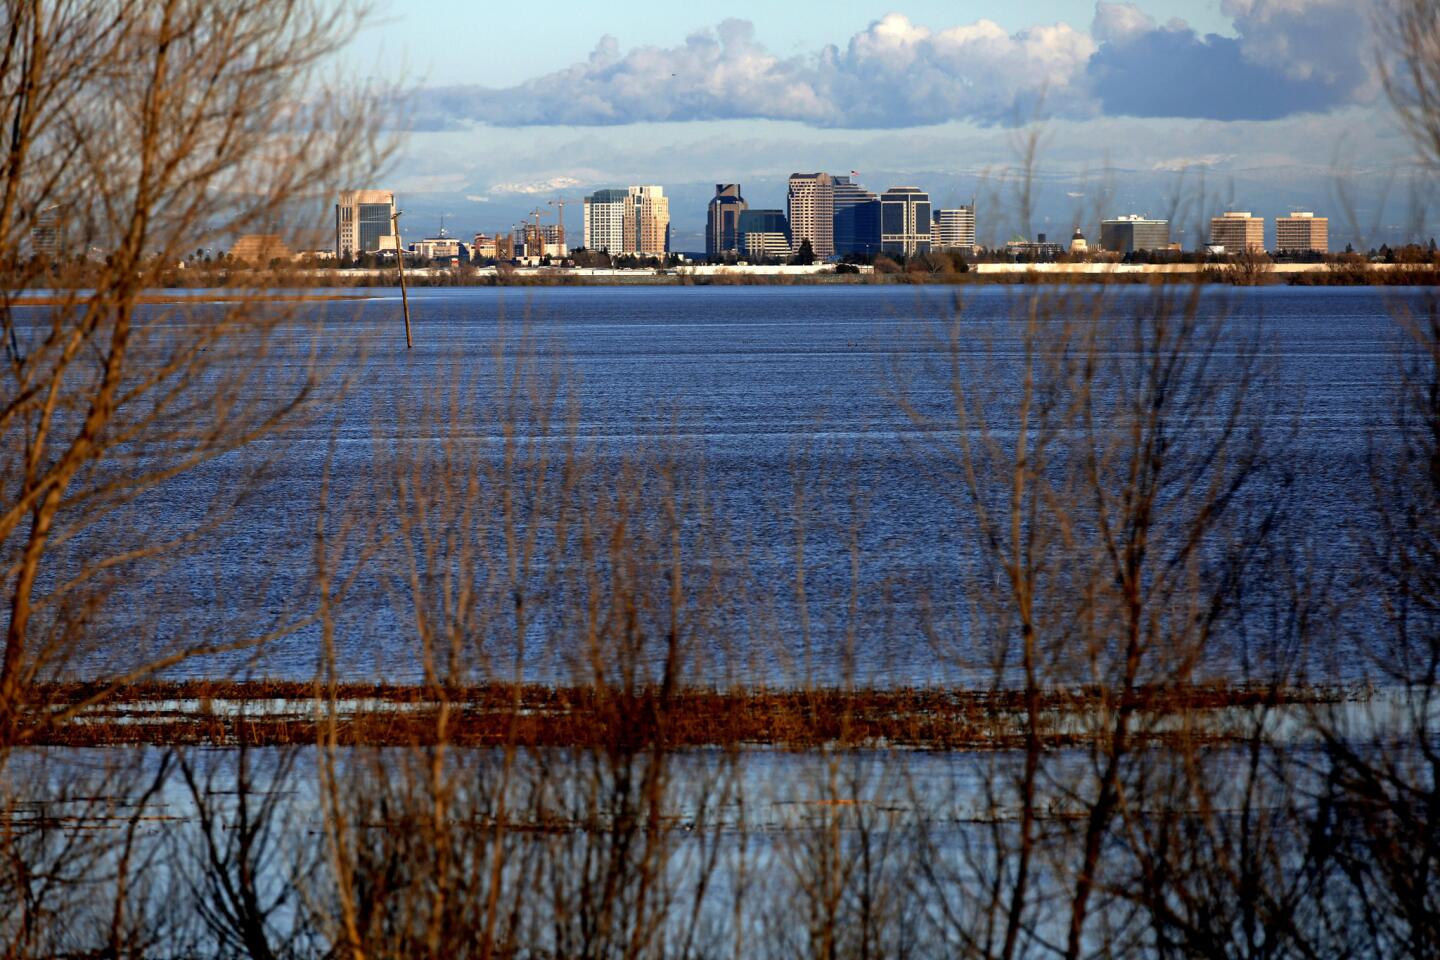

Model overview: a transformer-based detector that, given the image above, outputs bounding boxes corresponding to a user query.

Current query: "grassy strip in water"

[24,680,1354,749]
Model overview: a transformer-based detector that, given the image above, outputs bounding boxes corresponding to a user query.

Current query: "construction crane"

[527,207,549,258]
[548,197,575,251]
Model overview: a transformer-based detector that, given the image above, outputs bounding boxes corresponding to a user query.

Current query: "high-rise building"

[832,175,880,257]
[31,204,60,258]
[1209,212,1266,254]
[624,185,670,256]
[1100,215,1171,254]
[880,187,932,256]
[583,188,628,253]
[931,206,977,252]
[706,184,747,258]
[1275,212,1329,254]
[738,209,791,261]
[787,173,834,259]
[335,190,396,258]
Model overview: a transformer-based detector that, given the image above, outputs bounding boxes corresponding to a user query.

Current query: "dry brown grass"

[8,293,375,306]
[22,680,1344,749]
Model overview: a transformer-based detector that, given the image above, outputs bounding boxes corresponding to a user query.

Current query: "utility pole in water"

[391,210,413,349]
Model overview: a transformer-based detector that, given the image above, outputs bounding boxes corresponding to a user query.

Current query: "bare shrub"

[900,285,1287,956]
[0,0,386,746]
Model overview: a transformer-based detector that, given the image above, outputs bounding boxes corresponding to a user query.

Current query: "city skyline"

[364,170,1340,258]
[340,174,1340,262]
[346,1,1428,249]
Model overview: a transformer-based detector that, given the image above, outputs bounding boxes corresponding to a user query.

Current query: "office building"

[1006,234,1065,261]
[879,187,932,256]
[1210,212,1266,254]
[931,206,977,253]
[481,234,514,260]
[832,175,880,257]
[229,234,292,264]
[1100,215,1171,255]
[1275,212,1329,254]
[706,184,747,258]
[738,209,791,261]
[787,173,835,259]
[335,190,396,258]
[583,188,628,253]
[31,204,60,258]
[472,234,499,259]
[624,185,670,256]
[412,230,464,264]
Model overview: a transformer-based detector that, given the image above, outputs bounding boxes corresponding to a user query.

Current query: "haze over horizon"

[345,0,1431,250]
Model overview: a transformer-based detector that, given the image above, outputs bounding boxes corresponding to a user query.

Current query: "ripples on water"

[39,285,1424,685]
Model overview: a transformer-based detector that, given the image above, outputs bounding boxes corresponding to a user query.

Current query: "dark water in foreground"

[29,285,1429,684]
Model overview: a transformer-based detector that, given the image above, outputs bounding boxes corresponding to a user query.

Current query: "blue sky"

[339,1,1429,251]
[347,2,1236,87]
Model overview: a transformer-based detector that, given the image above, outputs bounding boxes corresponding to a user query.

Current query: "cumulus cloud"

[1086,0,1376,120]
[1223,0,1378,94]
[406,14,1096,130]
[1092,2,1159,45]
[825,15,1098,126]
[406,3,1378,130]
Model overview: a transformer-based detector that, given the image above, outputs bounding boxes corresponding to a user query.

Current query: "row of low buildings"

[335,189,572,264]
[338,187,675,263]
[1034,211,1330,259]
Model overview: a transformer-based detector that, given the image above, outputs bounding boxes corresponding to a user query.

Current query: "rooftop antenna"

[391,210,413,349]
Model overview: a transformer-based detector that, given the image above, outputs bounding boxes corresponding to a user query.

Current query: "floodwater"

[19,284,1429,685]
